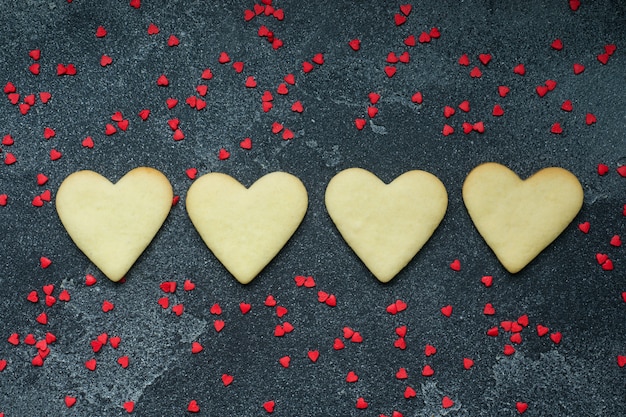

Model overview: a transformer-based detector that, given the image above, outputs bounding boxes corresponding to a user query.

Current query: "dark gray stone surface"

[0,0,625,415]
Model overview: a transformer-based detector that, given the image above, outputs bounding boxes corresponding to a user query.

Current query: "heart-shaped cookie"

[186,172,308,284]
[325,168,448,283]
[462,162,583,273]
[56,167,173,282]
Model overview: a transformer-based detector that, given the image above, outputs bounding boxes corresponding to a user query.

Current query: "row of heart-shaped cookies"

[55,163,583,284]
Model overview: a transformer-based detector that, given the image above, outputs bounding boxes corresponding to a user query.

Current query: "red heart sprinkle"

[424,344,437,356]
[39,91,51,103]
[187,400,199,413]
[123,401,134,413]
[0,194,8,206]
[586,113,597,125]
[236,302,251,315]
[191,341,203,354]
[244,9,255,21]
[355,118,366,130]
[263,400,275,413]
[404,386,417,399]
[156,74,169,86]
[550,122,563,134]
[4,81,16,93]
[536,324,550,337]
[596,253,609,264]
[244,76,257,88]
[95,26,107,38]
[469,66,482,78]
[561,100,573,112]
[238,137,253,150]
[450,259,461,271]
[218,148,230,160]
[516,401,528,414]
[569,0,580,10]
[513,63,526,75]
[473,121,485,133]
[2,134,14,145]
[348,38,361,51]
[173,129,185,141]
[232,61,244,73]
[36,173,48,186]
[45,295,56,307]
[618,166,626,177]
[29,63,40,75]
[458,100,470,112]
[483,303,496,315]
[307,350,319,362]
[610,235,622,247]
[463,358,474,370]
[117,119,129,131]
[573,63,585,75]
[167,34,180,47]
[50,149,62,161]
[58,290,70,302]
[32,196,44,207]
[166,98,178,109]
[550,332,563,344]
[147,23,159,35]
[464,122,475,136]
[214,320,225,332]
[355,397,368,409]
[102,300,114,312]
[367,106,378,118]
[278,356,291,368]
[157,297,169,309]
[64,396,76,408]
[510,333,522,344]
[403,34,416,47]
[442,124,454,136]
[399,4,412,16]
[399,51,410,63]
[346,371,358,383]
[503,344,516,355]
[498,85,510,97]
[333,338,345,350]
[263,295,278,308]
[276,305,288,318]
[129,0,140,8]
[43,127,55,139]
[395,367,408,380]
[578,221,590,233]
[492,104,504,116]
[302,61,314,73]
[605,44,617,55]
[395,326,407,338]
[442,396,454,409]
[276,83,288,95]
[29,49,41,60]
[25,334,36,345]
[312,53,324,65]
[478,53,492,65]
[545,79,557,90]
[443,106,456,118]
[85,358,97,371]
[458,54,470,66]
[411,91,423,104]
[422,364,434,377]
[171,304,183,316]
[551,38,563,50]
[138,109,150,120]
[440,305,452,317]
[273,9,284,20]
[384,66,397,78]
[536,85,548,97]
[290,100,304,113]
[40,190,51,202]
[117,356,129,368]
[481,275,493,287]
[27,290,39,303]
[486,326,499,337]
[617,355,626,367]
[387,52,399,63]
[325,294,337,307]
[24,94,35,105]
[430,27,441,38]
[394,13,407,26]
[597,52,610,64]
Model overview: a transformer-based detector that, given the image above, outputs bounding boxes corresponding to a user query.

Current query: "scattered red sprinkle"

[278,355,291,368]
[214,320,225,332]
[85,358,97,371]
[503,344,516,356]
[478,53,492,65]
[263,400,275,413]
[187,400,200,413]
[449,259,461,271]
[586,113,597,125]
[440,305,453,317]
[458,54,470,66]
[349,39,361,51]
[191,341,203,354]
[442,124,454,136]
[64,396,76,408]
[147,23,159,35]
[618,166,626,177]
[513,63,526,76]
[551,38,563,50]
[469,66,482,78]
[498,85,510,97]
[610,235,622,247]
[516,401,529,414]
[551,122,563,134]
[617,355,626,368]
[422,364,435,377]
[36,312,48,325]
[442,396,454,409]
[123,401,135,413]
[573,63,585,75]
[101,300,114,312]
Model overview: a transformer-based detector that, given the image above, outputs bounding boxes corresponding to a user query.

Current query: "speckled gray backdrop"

[0,0,625,416]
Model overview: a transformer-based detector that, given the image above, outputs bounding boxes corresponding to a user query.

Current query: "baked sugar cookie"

[462,162,583,273]
[56,167,173,282]
[186,172,308,284]
[325,168,448,283]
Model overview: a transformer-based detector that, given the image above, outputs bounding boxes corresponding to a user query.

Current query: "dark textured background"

[0,0,625,416]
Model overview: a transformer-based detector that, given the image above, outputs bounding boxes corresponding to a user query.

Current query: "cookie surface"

[186,172,308,284]
[325,168,448,283]
[56,167,173,282]
[462,162,584,273]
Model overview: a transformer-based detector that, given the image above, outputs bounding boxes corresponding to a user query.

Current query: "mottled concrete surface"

[0,0,625,416]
